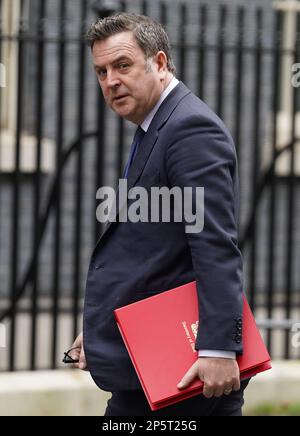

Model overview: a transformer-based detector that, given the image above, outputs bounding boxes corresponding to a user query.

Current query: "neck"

[162,73,174,92]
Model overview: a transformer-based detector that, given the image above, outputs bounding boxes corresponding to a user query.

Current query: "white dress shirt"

[139,77,236,360]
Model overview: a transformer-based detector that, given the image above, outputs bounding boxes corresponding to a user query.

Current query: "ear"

[154,51,168,75]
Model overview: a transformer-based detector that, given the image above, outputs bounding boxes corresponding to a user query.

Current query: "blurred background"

[0,0,299,416]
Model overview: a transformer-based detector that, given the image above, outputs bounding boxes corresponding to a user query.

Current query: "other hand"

[177,357,240,398]
[69,332,88,371]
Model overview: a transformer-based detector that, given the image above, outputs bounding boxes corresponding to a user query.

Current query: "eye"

[96,69,107,80]
[119,63,129,71]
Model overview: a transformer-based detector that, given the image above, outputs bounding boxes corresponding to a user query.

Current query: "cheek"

[140,75,157,93]
[98,82,108,96]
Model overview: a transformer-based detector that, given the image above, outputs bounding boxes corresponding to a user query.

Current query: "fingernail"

[177,382,184,389]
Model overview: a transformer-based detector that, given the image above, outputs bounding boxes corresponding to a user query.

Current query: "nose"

[106,70,121,89]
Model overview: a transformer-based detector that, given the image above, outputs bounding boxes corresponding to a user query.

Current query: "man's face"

[92,31,167,125]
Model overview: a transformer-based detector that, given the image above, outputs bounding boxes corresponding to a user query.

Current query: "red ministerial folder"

[114,281,272,411]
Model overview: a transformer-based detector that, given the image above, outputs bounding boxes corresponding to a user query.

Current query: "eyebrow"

[94,56,132,70]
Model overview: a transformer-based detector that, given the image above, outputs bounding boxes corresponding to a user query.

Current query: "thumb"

[79,347,87,370]
[177,361,199,390]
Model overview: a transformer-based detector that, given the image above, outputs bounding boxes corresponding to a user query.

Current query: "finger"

[79,348,87,370]
[203,381,214,399]
[232,378,241,392]
[71,338,79,349]
[71,353,82,369]
[223,385,234,396]
[72,333,83,349]
[177,363,198,389]
[214,383,226,398]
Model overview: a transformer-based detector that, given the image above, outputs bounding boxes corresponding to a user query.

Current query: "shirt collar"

[140,77,179,132]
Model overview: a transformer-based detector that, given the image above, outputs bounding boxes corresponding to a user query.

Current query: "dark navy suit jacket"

[83,82,244,392]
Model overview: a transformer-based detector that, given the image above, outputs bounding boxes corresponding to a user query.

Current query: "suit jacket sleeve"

[166,113,244,354]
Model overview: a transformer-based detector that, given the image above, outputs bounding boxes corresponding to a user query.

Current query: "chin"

[116,109,135,121]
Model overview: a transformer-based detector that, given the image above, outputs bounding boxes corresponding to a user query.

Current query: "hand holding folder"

[177,355,241,398]
[114,281,272,411]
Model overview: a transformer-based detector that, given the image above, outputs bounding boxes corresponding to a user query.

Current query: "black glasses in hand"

[62,346,81,364]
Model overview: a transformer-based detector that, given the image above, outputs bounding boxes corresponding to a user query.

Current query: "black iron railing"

[0,0,300,371]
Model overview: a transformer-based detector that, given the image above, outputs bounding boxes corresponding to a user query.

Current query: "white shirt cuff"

[198,350,236,359]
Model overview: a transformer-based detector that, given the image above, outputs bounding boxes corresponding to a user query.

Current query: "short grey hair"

[86,12,176,74]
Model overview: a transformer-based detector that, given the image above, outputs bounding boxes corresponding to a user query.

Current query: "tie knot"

[134,126,145,144]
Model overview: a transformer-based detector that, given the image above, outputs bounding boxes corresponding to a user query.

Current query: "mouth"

[113,95,129,103]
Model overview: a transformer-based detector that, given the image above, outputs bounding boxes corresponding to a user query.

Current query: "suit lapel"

[96,82,191,243]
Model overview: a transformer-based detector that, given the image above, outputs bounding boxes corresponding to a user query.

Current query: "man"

[71,13,249,416]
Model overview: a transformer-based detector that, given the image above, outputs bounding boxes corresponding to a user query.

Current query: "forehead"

[92,31,144,66]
